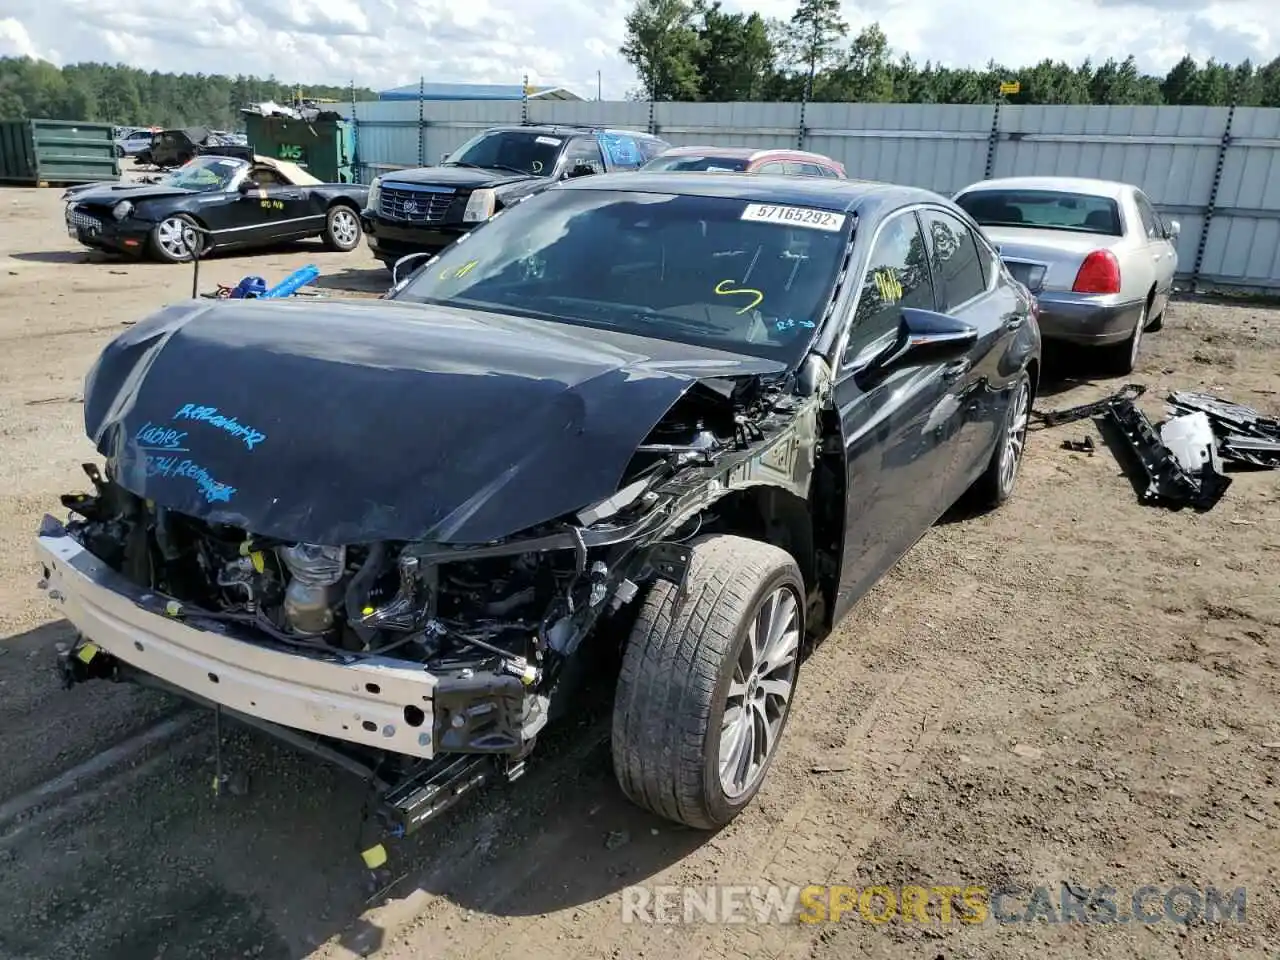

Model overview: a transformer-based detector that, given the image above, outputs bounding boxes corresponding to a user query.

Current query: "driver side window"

[563,138,605,175]
[842,212,936,367]
[250,166,286,187]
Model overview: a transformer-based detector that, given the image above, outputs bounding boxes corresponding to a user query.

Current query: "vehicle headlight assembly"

[111,200,133,221]
[463,188,496,223]
[367,176,381,211]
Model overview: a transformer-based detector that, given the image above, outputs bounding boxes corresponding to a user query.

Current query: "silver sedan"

[953,175,1178,374]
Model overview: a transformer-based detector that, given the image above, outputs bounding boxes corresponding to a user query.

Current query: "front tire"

[323,205,362,252]
[149,214,206,263]
[611,534,804,830]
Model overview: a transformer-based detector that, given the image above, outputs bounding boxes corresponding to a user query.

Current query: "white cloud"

[10,0,1277,99]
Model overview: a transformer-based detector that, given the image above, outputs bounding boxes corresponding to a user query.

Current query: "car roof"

[959,176,1130,200]
[486,124,662,140]
[657,145,839,164]
[560,171,936,215]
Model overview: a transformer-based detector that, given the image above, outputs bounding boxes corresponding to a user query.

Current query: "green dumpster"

[243,115,356,184]
[0,119,120,186]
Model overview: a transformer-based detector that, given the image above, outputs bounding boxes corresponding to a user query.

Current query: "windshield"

[643,154,751,173]
[161,156,244,192]
[392,188,850,362]
[445,130,565,176]
[955,189,1122,236]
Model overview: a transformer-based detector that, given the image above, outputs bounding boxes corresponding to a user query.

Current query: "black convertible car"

[62,155,370,263]
[38,173,1040,845]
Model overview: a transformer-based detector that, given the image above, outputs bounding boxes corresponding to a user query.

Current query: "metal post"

[521,74,529,125]
[797,97,807,151]
[984,100,1001,179]
[1191,102,1235,293]
[417,76,425,168]
[349,79,359,183]
[648,96,656,136]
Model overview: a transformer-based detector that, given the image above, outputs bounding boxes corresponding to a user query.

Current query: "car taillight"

[1072,250,1121,294]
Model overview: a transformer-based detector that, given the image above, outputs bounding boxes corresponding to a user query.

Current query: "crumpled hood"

[69,182,199,206]
[83,298,784,546]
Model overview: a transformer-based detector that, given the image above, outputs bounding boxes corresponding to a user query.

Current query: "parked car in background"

[62,154,369,263]
[136,128,247,169]
[41,171,1038,841]
[953,176,1178,374]
[114,128,156,158]
[641,146,846,178]
[360,123,670,270]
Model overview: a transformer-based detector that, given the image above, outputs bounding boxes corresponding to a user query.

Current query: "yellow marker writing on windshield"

[440,259,479,280]
[714,279,764,315]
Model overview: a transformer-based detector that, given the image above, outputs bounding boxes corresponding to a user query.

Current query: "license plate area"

[1003,259,1046,293]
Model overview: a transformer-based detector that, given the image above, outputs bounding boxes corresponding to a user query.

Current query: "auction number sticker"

[741,203,846,232]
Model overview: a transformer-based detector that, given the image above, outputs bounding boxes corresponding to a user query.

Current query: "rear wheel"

[611,534,804,829]
[322,205,362,252]
[972,369,1032,509]
[1102,301,1147,375]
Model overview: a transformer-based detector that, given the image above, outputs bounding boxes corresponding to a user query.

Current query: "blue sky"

[0,0,1273,100]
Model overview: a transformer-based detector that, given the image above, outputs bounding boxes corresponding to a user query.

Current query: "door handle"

[941,359,971,380]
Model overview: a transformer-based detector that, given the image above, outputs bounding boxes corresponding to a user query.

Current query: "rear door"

[918,205,1025,500]
[830,207,957,622]
[1133,189,1175,316]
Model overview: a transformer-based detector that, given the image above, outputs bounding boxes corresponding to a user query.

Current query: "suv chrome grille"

[379,184,455,223]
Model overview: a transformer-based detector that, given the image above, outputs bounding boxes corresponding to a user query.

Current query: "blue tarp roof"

[377,82,581,101]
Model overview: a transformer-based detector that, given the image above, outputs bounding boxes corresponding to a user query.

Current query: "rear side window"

[920,209,987,309]
[955,189,1122,236]
[820,165,842,178]
[1133,192,1161,239]
[597,133,644,169]
[755,161,786,174]
[791,162,827,177]
[844,212,936,365]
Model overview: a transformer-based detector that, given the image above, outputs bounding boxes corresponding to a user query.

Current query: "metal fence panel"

[804,103,992,194]
[345,97,1280,291]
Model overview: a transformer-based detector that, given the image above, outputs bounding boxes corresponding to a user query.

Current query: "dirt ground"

[0,180,1277,960]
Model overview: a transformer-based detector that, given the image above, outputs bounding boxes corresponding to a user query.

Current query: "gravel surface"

[0,181,1277,960]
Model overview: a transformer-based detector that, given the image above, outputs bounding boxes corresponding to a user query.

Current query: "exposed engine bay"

[50,370,832,760]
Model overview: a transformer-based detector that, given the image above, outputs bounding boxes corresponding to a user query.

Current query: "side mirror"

[440,153,450,164]
[238,179,257,194]
[861,308,978,382]
[1167,219,1181,239]
[390,251,435,287]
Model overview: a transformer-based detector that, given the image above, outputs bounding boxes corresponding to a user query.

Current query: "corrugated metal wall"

[341,99,1280,292]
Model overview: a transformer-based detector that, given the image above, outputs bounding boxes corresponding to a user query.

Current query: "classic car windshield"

[162,157,244,192]
[445,130,565,176]
[955,189,1123,236]
[393,188,851,362]
[643,154,751,172]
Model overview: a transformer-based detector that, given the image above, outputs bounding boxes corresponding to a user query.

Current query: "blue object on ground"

[264,264,321,299]
[229,276,269,299]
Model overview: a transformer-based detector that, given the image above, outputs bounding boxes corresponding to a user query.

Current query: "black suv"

[360,124,669,269]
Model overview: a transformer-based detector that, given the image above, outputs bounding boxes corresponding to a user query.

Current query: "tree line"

[0,57,375,129]
[621,0,1280,106]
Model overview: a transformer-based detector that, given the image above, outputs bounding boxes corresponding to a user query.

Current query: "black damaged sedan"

[61,155,370,263]
[38,173,1040,840]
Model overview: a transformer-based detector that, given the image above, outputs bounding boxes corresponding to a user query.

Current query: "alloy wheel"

[331,209,359,247]
[999,378,1031,493]
[157,217,197,259]
[719,585,801,800]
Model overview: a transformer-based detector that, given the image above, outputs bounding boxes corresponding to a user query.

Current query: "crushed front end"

[38,296,827,842]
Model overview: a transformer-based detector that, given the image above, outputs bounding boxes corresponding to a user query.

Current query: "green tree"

[789,0,848,99]
[620,0,703,101]
[693,3,774,101]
